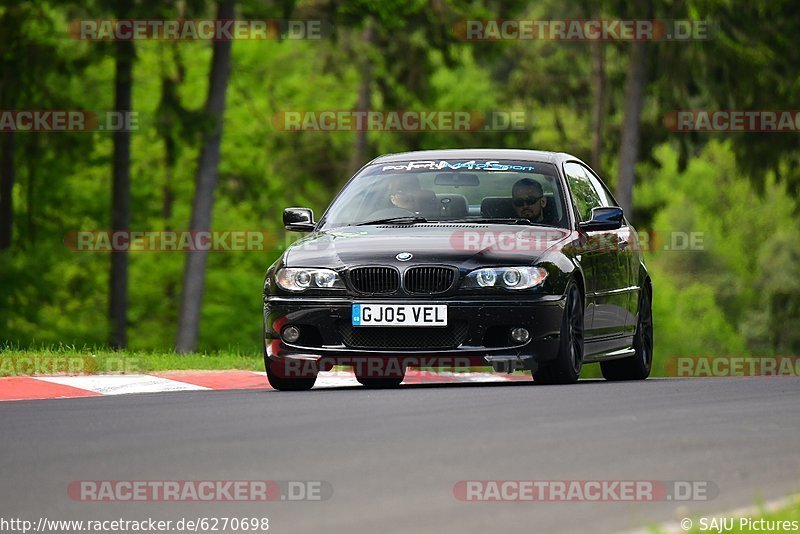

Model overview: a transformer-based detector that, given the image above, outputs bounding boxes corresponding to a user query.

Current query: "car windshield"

[319,159,568,229]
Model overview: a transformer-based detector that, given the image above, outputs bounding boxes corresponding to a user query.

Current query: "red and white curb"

[0,370,531,402]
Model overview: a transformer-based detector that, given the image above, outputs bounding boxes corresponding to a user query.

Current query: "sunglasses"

[513,196,543,207]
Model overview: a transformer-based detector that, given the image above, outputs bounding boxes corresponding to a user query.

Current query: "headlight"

[275,268,344,292]
[476,269,496,287]
[463,267,547,290]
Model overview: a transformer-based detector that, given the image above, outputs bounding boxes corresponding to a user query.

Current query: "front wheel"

[266,359,317,391]
[533,281,584,385]
[600,283,653,381]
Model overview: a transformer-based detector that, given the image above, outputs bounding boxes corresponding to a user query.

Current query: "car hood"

[283,224,571,270]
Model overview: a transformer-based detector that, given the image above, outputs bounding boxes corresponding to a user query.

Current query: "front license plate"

[352,304,447,327]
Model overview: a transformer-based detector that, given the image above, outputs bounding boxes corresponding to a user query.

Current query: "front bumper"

[263,295,565,372]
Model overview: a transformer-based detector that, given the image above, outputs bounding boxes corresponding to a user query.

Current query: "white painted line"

[29,370,516,398]
[37,374,209,395]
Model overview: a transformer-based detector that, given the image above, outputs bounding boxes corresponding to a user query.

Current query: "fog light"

[510,327,530,343]
[282,325,301,343]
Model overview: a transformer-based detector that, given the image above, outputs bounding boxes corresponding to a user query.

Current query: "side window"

[564,162,602,222]
[579,163,617,208]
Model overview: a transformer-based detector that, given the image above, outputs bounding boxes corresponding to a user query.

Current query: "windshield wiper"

[353,216,429,226]
[444,218,533,225]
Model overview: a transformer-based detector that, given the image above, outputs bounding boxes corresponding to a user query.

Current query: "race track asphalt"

[1,377,798,533]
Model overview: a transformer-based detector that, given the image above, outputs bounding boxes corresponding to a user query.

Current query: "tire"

[533,281,584,385]
[266,359,317,391]
[356,376,404,389]
[600,283,653,381]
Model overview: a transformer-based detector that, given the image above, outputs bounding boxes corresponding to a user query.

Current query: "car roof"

[370,148,575,165]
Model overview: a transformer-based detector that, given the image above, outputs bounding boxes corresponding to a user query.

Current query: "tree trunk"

[175,0,235,353]
[616,3,652,220]
[348,21,374,177]
[590,36,605,172]
[109,9,135,349]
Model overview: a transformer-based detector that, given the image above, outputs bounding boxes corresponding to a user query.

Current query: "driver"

[512,178,549,223]
[388,176,422,211]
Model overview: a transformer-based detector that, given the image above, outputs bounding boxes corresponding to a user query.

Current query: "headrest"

[435,194,468,218]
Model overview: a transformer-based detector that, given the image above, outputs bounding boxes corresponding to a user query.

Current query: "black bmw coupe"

[263,149,653,390]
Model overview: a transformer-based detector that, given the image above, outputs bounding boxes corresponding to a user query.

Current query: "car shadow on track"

[290,377,610,393]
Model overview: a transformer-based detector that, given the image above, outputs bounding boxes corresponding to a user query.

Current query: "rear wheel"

[533,282,584,385]
[600,283,653,381]
[266,359,317,391]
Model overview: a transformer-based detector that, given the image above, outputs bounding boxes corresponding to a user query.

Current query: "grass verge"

[0,344,263,376]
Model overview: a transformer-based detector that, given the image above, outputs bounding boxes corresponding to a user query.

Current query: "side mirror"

[578,206,624,231]
[283,207,315,232]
